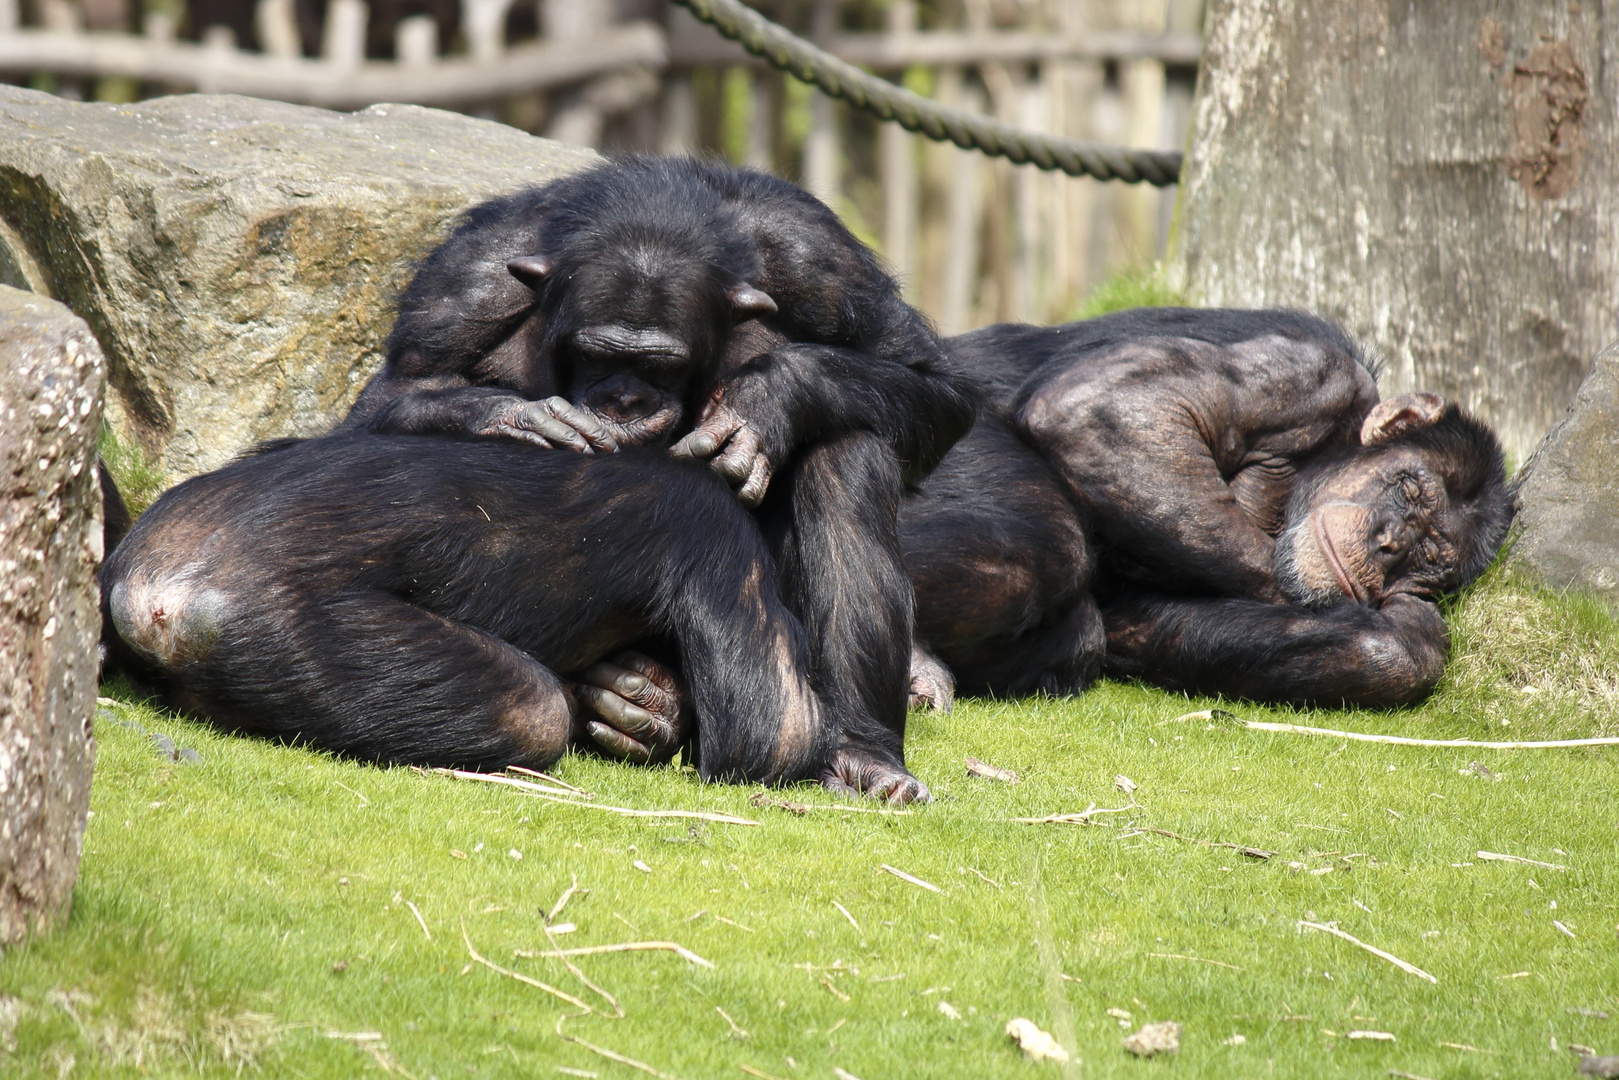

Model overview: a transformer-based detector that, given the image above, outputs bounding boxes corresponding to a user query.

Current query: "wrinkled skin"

[903,308,1512,708]
[341,158,976,801]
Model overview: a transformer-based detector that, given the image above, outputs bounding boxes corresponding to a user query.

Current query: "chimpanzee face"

[1274,393,1511,607]
[505,245,776,448]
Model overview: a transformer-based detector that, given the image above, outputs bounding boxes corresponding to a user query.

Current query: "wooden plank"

[0,24,668,108]
[668,27,1203,69]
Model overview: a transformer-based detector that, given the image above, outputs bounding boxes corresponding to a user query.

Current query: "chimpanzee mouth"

[1311,509,1368,603]
[585,404,684,448]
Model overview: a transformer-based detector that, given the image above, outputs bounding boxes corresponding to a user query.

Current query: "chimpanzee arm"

[342,374,616,453]
[677,343,979,492]
[1014,330,1379,601]
[1102,592,1449,707]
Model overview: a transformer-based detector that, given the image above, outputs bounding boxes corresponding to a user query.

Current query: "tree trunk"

[0,285,104,946]
[1169,0,1619,462]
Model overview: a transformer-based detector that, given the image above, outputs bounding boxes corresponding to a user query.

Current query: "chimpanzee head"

[501,160,777,447]
[1274,393,1512,607]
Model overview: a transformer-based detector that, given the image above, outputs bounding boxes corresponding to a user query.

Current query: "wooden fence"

[2,0,1202,330]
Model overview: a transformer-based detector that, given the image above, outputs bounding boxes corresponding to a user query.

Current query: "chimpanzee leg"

[760,431,925,802]
[1102,592,1449,707]
[957,594,1106,699]
[112,584,576,771]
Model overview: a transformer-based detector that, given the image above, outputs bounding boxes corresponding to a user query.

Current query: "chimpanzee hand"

[478,395,619,454]
[820,746,932,805]
[669,401,772,507]
[574,652,692,764]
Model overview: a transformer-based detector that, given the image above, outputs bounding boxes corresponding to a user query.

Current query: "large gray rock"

[0,286,104,945]
[1511,340,1619,604]
[0,86,595,481]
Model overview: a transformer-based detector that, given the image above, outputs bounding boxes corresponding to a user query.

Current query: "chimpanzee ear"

[1360,392,1447,445]
[506,255,554,290]
[727,283,778,324]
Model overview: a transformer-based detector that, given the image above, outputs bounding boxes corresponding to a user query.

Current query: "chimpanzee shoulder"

[947,308,1373,411]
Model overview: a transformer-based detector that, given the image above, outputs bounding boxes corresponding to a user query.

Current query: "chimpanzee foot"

[574,652,692,764]
[907,643,955,712]
[820,746,932,805]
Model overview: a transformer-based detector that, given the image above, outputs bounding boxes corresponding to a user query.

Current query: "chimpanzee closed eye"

[1273,392,1510,608]
[903,308,1514,709]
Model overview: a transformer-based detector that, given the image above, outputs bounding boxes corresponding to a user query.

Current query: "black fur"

[341,157,977,796]
[904,308,1512,707]
[102,435,837,782]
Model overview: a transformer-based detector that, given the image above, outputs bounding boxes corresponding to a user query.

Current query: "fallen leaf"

[1222,1033,1246,1046]
[1115,774,1138,793]
[1122,1020,1181,1057]
[632,860,652,873]
[1106,1007,1132,1021]
[937,1000,961,1021]
[1006,1018,1069,1063]
[965,756,1019,783]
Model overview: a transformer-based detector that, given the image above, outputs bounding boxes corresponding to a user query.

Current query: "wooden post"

[939,70,984,335]
[879,0,918,294]
[396,14,437,66]
[322,0,367,67]
[255,0,301,59]
[660,75,697,154]
[801,0,840,205]
[464,0,515,63]
[746,69,773,171]
[543,0,617,148]
[1118,0,1167,262]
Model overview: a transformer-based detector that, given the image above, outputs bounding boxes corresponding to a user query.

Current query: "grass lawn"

[2,561,1616,1079]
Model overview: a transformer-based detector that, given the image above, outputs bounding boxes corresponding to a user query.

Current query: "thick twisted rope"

[671,0,1183,185]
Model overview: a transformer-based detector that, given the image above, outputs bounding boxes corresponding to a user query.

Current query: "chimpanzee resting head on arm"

[344,160,779,462]
[906,308,1512,708]
[340,157,977,802]
[1272,393,1510,608]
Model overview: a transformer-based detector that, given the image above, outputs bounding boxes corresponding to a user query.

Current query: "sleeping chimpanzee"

[102,436,839,784]
[338,157,976,802]
[900,308,1513,708]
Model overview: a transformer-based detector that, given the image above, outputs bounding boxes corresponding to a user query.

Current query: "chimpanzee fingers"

[736,454,771,508]
[670,408,746,462]
[610,651,683,696]
[575,680,661,740]
[710,423,761,482]
[510,402,594,453]
[583,720,652,764]
[541,396,619,454]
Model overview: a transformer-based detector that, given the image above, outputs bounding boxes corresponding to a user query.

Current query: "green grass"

[3,565,1616,1078]
[97,423,166,519]
[1067,263,1186,322]
[33,284,1612,1076]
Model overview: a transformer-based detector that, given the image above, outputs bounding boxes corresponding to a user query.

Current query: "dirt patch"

[1506,39,1588,200]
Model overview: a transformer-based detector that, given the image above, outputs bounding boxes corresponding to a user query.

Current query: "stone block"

[0,86,594,481]
[1510,340,1619,604]
[0,285,105,944]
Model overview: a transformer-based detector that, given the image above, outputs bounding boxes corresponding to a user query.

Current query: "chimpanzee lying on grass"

[102,436,838,785]
[334,156,974,803]
[901,308,1513,709]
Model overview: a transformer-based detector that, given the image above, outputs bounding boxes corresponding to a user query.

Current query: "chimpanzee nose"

[583,377,654,421]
